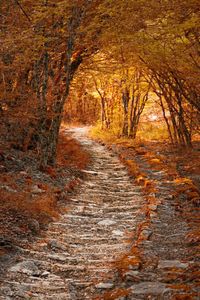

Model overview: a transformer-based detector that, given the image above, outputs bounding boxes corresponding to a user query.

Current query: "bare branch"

[14,0,31,23]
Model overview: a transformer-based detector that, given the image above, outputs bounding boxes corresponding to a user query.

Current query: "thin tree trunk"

[38,5,84,168]
[159,97,174,144]
[122,88,129,136]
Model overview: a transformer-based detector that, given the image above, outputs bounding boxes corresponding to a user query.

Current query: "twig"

[14,0,31,23]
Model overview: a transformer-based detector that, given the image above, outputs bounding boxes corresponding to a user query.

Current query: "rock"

[20,171,28,175]
[95,283,114,289]
[125,271,140,282]
[48,239,68,251]
[0,237,12,247]
[0,165,7,172]
[157,260,189,269]
[82,170,98,175]
[48,239,58,249]
[28,219,40,234]
[41,271,50,278]
[149,204,158,211]
[6,155,14,161]
[3,185,17,193]
[130,282,167,295]
[112,230,124,236]
[98,219,116,226]
[32,185,45,194]
[0,287,13,297]
[150,211,157,218]
[47,253,69,262]
[10,260,40,276]
[0,152,5,161]
[128,262,141,270]
[140,229,153,240]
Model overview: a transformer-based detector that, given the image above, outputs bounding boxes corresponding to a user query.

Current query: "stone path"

[0,127,146,299]
[110,145,200,299]
[1,128,199,299]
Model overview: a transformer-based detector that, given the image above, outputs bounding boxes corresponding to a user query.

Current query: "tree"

[1,0,199,160]
[1,0,107,167]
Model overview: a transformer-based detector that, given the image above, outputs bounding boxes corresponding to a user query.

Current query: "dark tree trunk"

[37,5,84,168]
[159,97,174,144]
[122,87,129,136]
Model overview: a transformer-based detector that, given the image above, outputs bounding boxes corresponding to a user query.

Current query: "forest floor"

[0,126,199,299]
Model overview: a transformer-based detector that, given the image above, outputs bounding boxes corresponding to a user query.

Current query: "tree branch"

[14,0,31,23]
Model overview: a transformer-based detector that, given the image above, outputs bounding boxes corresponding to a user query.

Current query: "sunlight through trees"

[1,0,199,166]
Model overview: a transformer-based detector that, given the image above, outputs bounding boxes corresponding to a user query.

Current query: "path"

[1,128,199,299]
[0,127,145,299]
[110,143,199,299]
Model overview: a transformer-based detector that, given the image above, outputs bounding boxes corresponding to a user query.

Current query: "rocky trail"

[0,128,199,299]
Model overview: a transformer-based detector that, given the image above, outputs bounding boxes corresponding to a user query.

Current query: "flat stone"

[150,211,157,218]
[158,260,189,269]
[130,282,167,295]
[48,253,70,262]
[125,271,140,281]
[149,204,158,211]
[41,271,50,278]
[112,230,124,236]
[0,287,13,297]
[140,229,153,240]
[95,283,114,289]
[128,263,141,271]
[3,185,17,193]
[10,260,40,276]
[48,239,68,251]
[32,185,45,194]
[19,171,28,175]
[82,170,99,175]
[28,219,40,234]
[98,219,117,226]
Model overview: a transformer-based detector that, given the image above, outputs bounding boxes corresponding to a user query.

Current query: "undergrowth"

[90,123,170,145]
[57,131,90,169]
[0,130,90,244]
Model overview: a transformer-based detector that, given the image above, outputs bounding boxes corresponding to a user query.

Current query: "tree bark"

[122,87,129,136]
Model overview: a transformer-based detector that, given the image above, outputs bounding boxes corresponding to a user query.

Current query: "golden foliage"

[0,184,59,225]
[174,178,193,185]
[0,134,90,238]
[57,132,90,169]
[150,158,162,164]
[125,160,140,177]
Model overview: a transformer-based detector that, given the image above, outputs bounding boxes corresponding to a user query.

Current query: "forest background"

[1,0,199,169]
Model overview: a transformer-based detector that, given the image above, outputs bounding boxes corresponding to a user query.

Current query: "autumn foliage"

[0,131,89,246]
[57,129,90,170]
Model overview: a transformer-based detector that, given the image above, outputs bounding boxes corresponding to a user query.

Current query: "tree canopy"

[1,0,200,166]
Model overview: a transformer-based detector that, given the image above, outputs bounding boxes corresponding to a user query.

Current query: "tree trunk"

[122,87,129,136]
[100,97,108,130]
[159,97,174,144]
[38,52,83,168]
